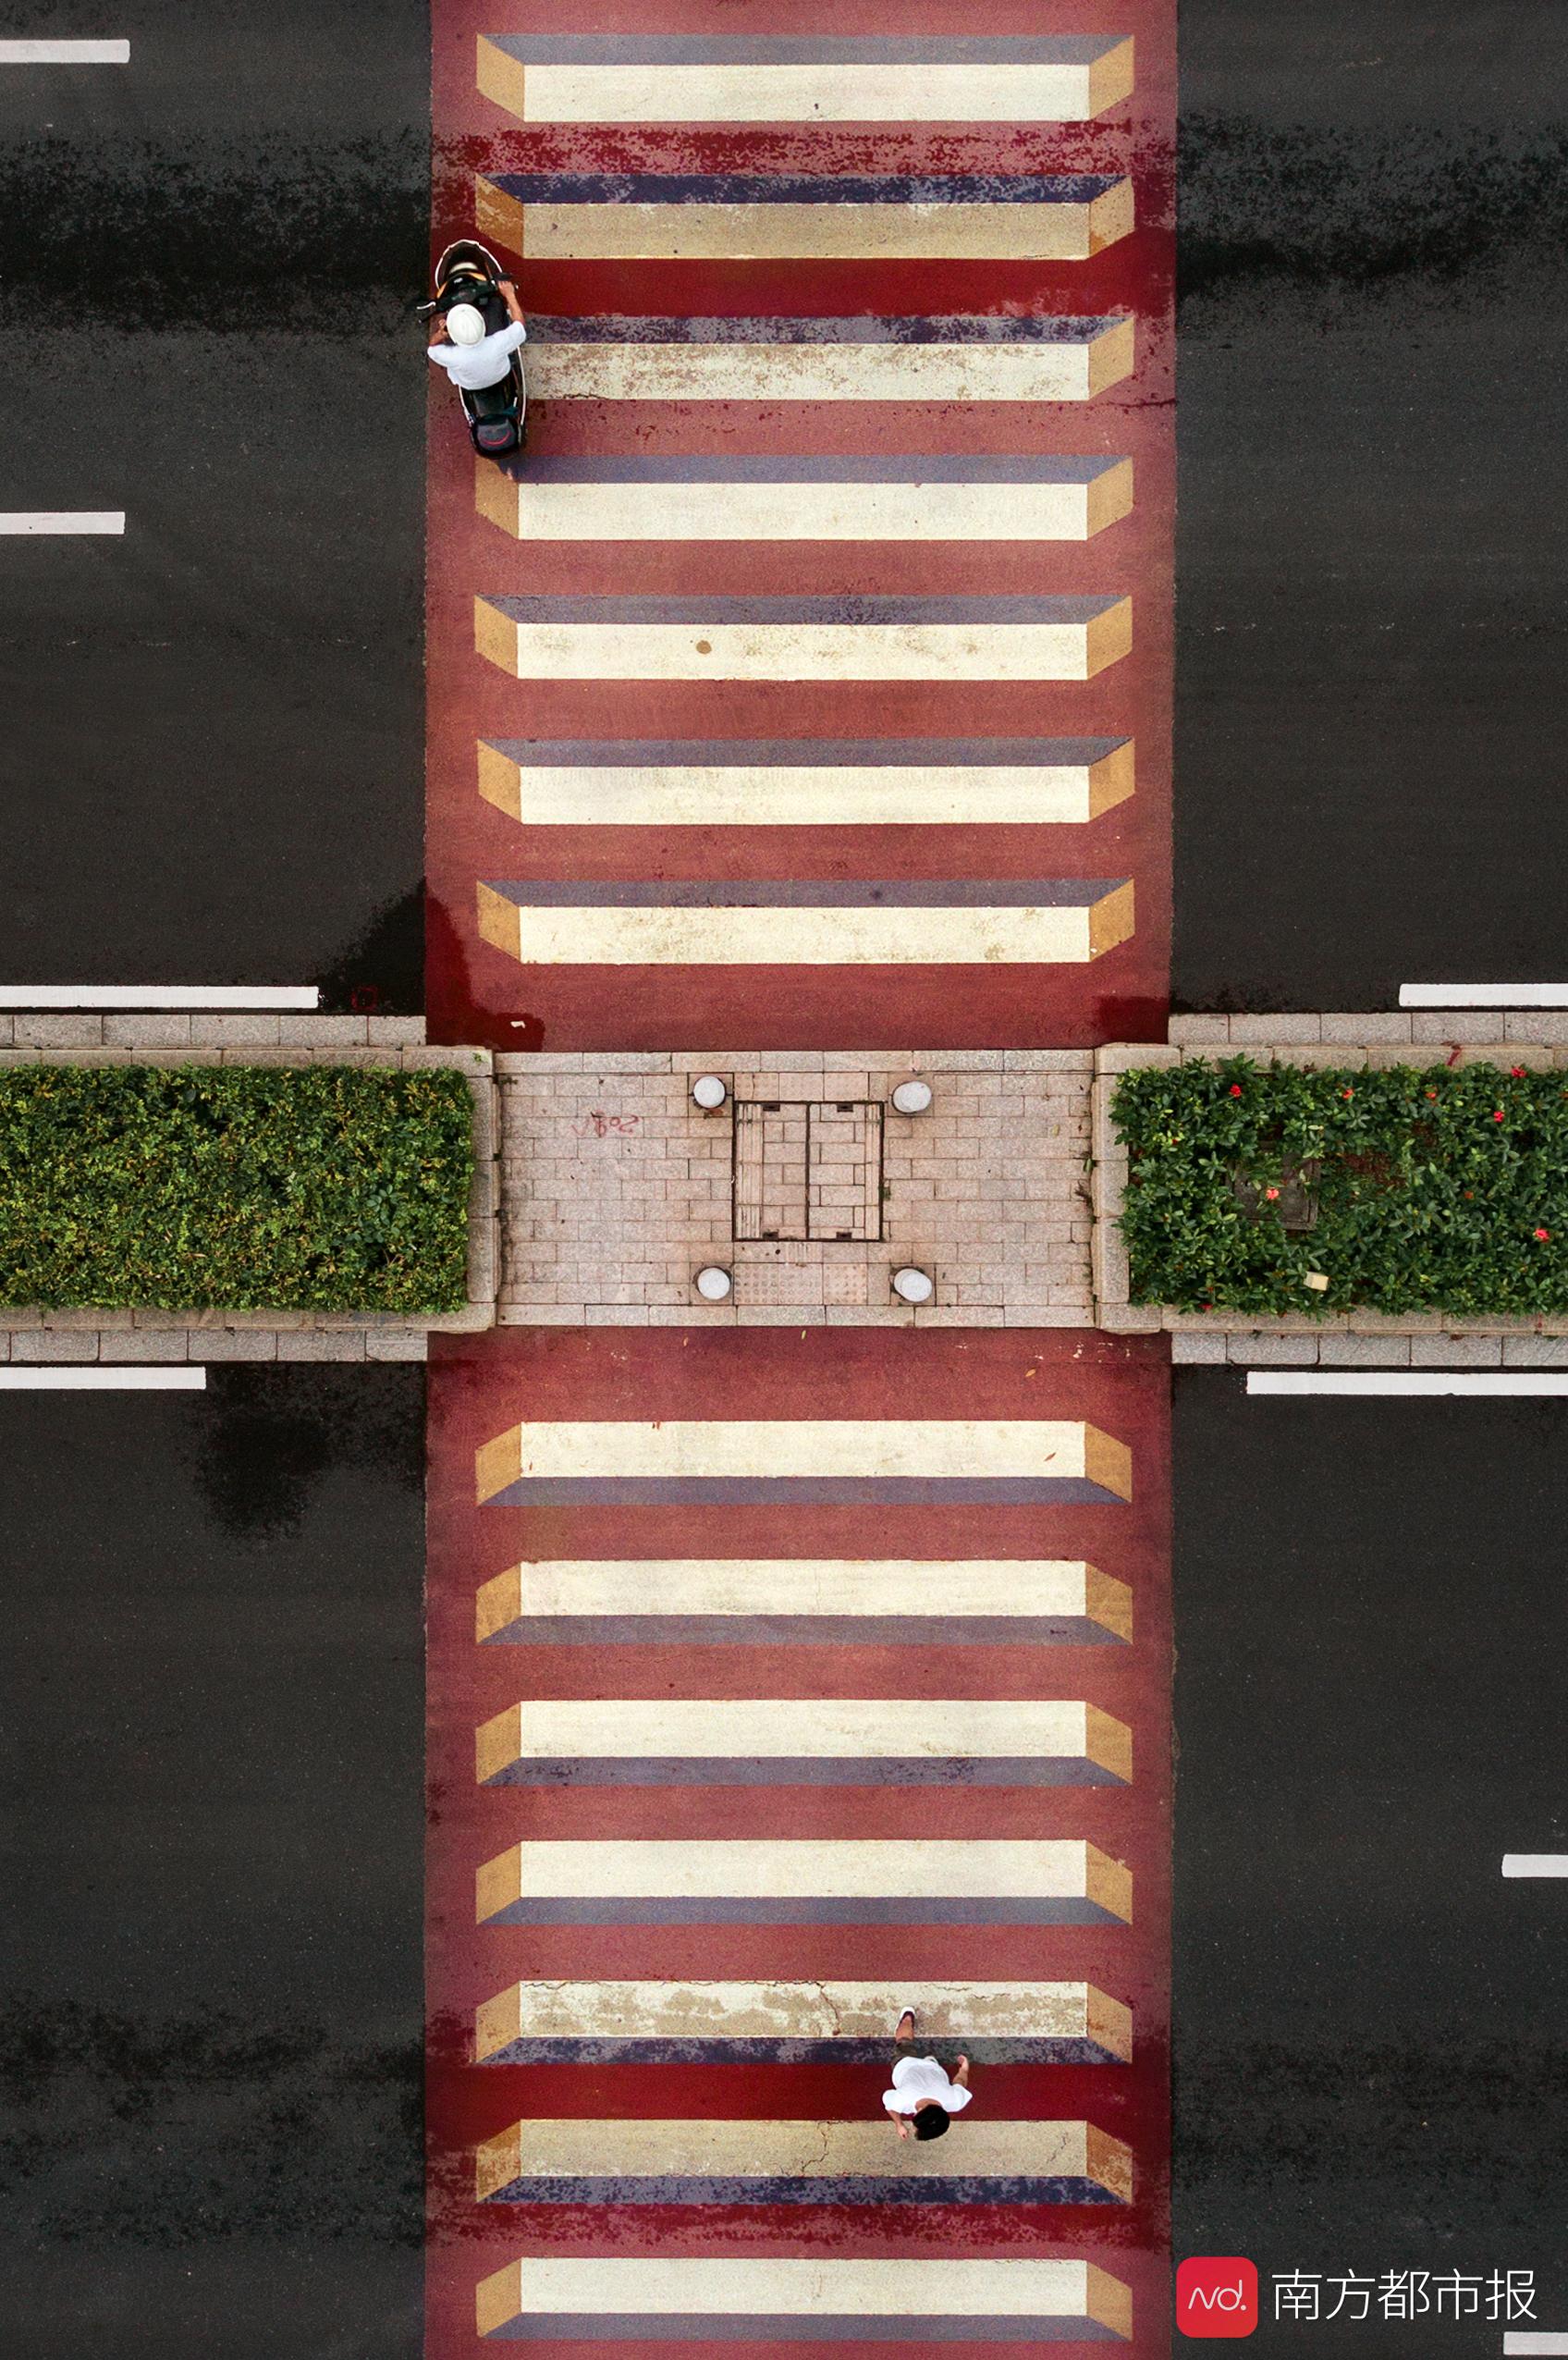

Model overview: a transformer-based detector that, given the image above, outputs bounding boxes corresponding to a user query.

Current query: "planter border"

[0,1024,497,1356]
[1092,1018,1568,1346]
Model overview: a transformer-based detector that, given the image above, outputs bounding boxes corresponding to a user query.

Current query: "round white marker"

[691,1074,729,1110]
[890,1078,934,1115]
[891,1266,935,1305]
[694,1265,733,1301]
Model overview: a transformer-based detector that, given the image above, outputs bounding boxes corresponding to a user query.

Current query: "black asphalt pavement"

[0,4,428,1007]
[1176,2,1568,1009]
[1174,1373,1568,2351]
[0,1371,426,2359]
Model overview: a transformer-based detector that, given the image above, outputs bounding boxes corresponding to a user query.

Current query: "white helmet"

[446,303,486,346]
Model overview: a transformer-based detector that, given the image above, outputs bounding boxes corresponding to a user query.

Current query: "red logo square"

[1177,2257,1258,2338]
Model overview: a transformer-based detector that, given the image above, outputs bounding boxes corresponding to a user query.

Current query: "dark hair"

[913,2106,950,2141]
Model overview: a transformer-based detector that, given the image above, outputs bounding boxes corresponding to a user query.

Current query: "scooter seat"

[466,375,516,420]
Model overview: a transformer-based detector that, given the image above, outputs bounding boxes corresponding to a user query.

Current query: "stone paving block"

[1410,1014,1511,1044]
[365,1330,430,1359]
[1409,1334,1502,1367]
[197,1331,279,1360]
[20,1014,104,1048]
[189,1014,284,1046]
[104,1014,192,1047]
[402,1045,492,1072]
[12,1331,99,1362]
[106,1332,191,1362]
[276,1333,369,1360]
[498,1306,587,1325]
[367,1016,427,1045]
[277,1014,369,1044]
[1096,1043,1181,1074]
[1167,1014,1231,1044]
[1229,1014,1322,1043]
[1482,1043,1554,1070]
[1228,1334,1319,1365]
[1317,1013,1409,1041]
[0,1049,41,1066]
[1502,1336,1568,1367]
[0,1018,11,1046]
[1099,1303,1163,1332]
[1170,1334,1229,1363]
[1506,1013,1568,1042]
[1318,1334,1413,1367]
[1272,1044,1368,1069]
[1004,1049,1095,1070]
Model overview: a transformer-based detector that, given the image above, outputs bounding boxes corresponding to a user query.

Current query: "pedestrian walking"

[882,2007,973,2141]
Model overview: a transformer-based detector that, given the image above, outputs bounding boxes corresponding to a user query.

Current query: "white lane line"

[0,1368,206,1391]
[0,511,124,534]
[1504,2336,1568,2354]
[1401,983,1568,1007]
[1501,1856,1568,1878]
[0,39,129,63]
[0,986,321,1009]
[1248,1372,1568,1398]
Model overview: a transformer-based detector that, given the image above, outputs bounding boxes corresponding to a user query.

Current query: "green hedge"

[1112,1057,1568,1316]
[0,1066,473,1313]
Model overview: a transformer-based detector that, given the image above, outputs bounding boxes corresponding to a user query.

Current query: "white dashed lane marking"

[0,40,129,63]
[0,511,125,533]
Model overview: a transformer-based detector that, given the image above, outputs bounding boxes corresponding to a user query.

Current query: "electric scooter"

[419,238,526,456]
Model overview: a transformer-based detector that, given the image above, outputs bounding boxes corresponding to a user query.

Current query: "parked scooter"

[419,239,527,456]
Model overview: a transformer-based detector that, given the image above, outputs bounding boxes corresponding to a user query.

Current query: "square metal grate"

[732,1100,885,1242]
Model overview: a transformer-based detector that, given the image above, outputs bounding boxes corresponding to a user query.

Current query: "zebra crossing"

[426,8,1170,1051]
[424,1328,1169,2353]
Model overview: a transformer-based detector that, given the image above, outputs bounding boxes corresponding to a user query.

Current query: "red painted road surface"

[427,1332,1171,2355]
[426,3,1175,2351]
[425,0,1173,1051]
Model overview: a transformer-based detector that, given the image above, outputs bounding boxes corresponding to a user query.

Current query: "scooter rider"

[427,277,527,392]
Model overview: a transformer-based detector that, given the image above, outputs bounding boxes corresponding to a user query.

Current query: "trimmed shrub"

[0,1066,473,1313]
[1112,1056,1568,1316]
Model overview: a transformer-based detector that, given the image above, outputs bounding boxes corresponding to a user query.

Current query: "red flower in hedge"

[1426,1088,1439,1100]
[1266,1186,1280,1200]
[1512,1066,1526,1078]
[1229,1083,1243,1097]
[1341,1087,1354,1099]
[1536,1227,1552,1242]
[1493,1110,1506,1123]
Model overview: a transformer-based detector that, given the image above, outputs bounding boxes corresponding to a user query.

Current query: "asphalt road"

[1174,1373,1568,2352]
[0,1371,426,2360]
[0,4,428,1007]
[1176,0,1568,1009]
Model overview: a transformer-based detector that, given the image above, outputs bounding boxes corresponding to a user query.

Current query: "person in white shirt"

[882,2008,973,2142]
[427,277,527,392]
